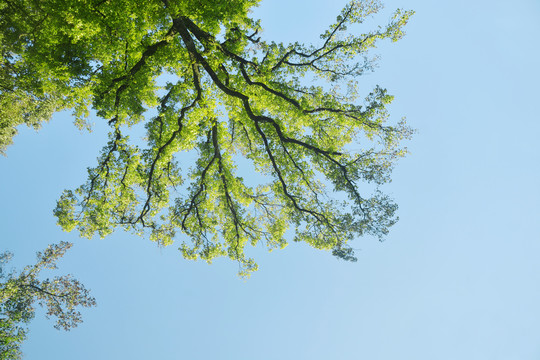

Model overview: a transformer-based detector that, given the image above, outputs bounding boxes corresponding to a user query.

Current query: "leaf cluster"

[2,0,413,276]
[0,242,96,359]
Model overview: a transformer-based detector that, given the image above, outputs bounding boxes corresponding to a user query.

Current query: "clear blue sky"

[2,0,540,359]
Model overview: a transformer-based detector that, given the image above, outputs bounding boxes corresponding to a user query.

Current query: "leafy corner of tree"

[1,0,414,277]
[0,242,96,360]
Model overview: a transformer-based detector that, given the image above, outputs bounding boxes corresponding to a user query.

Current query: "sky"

[2,0,540,359]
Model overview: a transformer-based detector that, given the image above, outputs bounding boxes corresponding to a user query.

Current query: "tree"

[2,0,413,276]
[0,242,96,359]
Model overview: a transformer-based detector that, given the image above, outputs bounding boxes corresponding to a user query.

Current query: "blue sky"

[2,0,540,359]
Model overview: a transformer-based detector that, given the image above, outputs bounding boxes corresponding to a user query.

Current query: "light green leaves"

[3,0,413,277]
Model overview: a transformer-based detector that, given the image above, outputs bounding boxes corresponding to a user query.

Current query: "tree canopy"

[1,0,413,276]
[0,242,96,359]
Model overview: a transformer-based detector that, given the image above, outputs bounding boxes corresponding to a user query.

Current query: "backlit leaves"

[0,242,96,359]
[2,0,413,276]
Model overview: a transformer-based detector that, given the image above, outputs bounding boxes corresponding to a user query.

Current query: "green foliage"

[0,243,96,359]
[0,0,64,154]
[2,0,413,276]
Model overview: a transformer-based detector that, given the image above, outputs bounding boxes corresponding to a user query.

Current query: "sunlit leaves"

[3,0,413,276]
